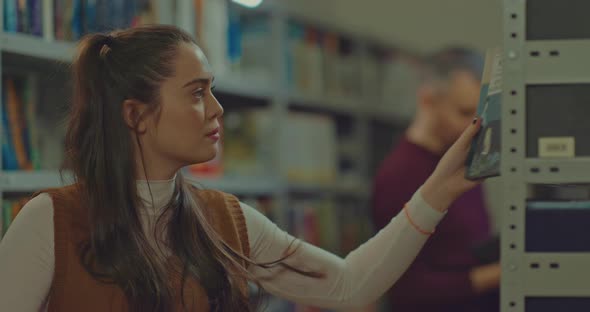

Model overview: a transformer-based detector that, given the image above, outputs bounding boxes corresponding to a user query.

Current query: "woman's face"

[141,43,223,175]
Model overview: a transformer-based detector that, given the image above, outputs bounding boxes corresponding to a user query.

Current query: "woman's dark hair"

[65,25,321,311]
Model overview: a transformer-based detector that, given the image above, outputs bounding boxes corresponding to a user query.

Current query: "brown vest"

[44,184,250,311]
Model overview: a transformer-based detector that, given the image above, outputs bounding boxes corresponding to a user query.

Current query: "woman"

[0,25,483,311]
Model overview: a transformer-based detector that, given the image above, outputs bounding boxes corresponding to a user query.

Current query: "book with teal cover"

[466,47,503,180]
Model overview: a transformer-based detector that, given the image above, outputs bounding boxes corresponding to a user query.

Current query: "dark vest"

[44,184,250,311]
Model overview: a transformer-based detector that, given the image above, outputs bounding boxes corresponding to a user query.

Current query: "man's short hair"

[422,47,485,83]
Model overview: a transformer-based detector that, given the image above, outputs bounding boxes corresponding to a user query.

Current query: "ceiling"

[283,0,503,53]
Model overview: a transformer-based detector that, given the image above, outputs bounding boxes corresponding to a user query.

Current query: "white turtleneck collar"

[136,177,176,215]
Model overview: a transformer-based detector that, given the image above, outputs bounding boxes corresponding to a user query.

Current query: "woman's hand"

[421,117,484,212]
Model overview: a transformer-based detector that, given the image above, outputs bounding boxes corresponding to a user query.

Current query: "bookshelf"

[1,1,413,310]
[502,1,590,311]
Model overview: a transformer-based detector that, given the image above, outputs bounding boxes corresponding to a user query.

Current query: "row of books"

[2,75,40,171]
[288,198,373,258]
[194,0,273,85]
[2,75,65,171]
[287,22,363,99]
[4,0,421,119]
[188,108,344,184]
[3,0,156,41]
[240,195,277,223]
[195,1,402,109]
[240,196,375,312]
[286,198,374,311]
[2,75,355,184]
[363,49,421,120]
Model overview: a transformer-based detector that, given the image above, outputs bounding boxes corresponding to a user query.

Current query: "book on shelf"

[3,0,157,41]
[194,0,272,82]
[238,13,272,82]
[283,112,337,184]
[288,198,339,254]
[187,108,275,179]
[2,75,41,171]
[286,198,375,312]
[221,109,274,177]
[240,195,277,222]
[288,198,372,257]
[338,200,372,255]
[1,197,29,237]
[286,22,363,100]
[2,74,63,171]
[466,47,503,180]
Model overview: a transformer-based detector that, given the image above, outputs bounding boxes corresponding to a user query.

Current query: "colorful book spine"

[4,0,19,32]
[6,79,32,170]
[28,0,43,36]
[17,0,30,33]
[61,0,74,40]
[2,76,39,171]
[2,78,19,170]
[85,0,98,33]
[70,0,84,40]
[22,77,40,169]
[2,201,12,236]
[1,199,28,236]
[42,0,54,40]
[54,0,64,40]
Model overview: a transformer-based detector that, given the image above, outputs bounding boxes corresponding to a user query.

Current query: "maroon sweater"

[371,137,499,312]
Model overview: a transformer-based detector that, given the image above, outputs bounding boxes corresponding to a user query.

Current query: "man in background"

[371,47,500,312]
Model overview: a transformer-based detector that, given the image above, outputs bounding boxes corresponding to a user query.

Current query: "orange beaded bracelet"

[404,204,435,236]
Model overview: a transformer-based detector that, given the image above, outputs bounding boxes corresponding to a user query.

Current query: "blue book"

[20,78,33,168]
[123,0,137,27]
[109,0,126,29]
[286,23,305,88]
[4,0,18,32]
[28,0,42,36]
[71,0,83,39]
[85,0,98,33]
[227,7,242,68]
[95,0,110,32]
[1,78,19,170]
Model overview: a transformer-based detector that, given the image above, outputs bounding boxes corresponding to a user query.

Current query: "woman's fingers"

[455,117,483,151]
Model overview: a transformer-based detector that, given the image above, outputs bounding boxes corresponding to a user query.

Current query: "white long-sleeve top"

[0,178,445,311]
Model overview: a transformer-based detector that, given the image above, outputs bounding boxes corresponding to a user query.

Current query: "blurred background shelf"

[287,90,361,115]
[287,179,370,197]
[186,175,281,195]
[215,75,276,100]
[1,33,74,62]
[0,170,72,192]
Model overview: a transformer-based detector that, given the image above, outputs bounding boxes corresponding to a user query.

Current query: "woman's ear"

[122,99,149,134]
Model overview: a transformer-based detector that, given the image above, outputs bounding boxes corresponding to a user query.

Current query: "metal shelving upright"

[501,1,590,311]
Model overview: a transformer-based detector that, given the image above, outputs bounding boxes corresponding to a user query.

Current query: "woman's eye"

[192,89,205,99]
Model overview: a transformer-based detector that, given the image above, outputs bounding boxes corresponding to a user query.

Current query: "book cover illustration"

[466,47,503,180]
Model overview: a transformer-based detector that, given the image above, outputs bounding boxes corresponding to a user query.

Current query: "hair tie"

[98,35,114,57]
[101,35,114,47]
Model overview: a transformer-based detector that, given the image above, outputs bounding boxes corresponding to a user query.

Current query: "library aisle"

[9,1,590,312]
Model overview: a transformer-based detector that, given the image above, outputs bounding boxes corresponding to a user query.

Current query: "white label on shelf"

[539,137,576,158]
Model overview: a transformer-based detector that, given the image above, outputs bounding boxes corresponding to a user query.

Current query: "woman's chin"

[195,150,218,164]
